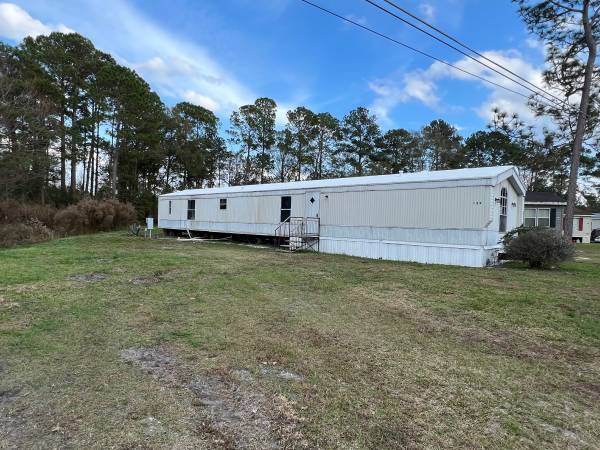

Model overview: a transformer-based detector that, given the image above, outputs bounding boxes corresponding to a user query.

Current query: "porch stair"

[274,216,320,252]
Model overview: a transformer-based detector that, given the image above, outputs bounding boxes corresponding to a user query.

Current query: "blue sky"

[0,0,548,135]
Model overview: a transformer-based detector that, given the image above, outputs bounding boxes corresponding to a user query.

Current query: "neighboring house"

[572,210,592,243]
[592,213,600,231]
[524,191,566,232]
[524,192,596,242]
[158,166,525,267]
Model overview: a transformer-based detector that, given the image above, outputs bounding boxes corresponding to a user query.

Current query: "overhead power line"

[363,0,567,110]
[379,0,567,106]
[298,0,562,110]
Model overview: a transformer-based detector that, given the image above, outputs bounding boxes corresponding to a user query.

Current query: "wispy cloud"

[2,1,257,115]
[344,14,368,26]
[419,3,436,22]
[369,71,440,126]
[368,48,562,127]
[0,2,73,41]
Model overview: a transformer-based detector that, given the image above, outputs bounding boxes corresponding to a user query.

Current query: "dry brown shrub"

[53,199,136,235]
[0,219,53,248]
[0,200,57,227]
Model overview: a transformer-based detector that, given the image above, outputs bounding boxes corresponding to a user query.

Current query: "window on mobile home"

[499,187,508,232]
[187,200,195,220]
[280,196,291,222]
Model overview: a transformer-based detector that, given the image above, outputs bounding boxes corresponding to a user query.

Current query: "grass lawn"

[1,233,599,449]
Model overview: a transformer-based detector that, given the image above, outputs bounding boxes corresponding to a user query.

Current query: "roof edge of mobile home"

[160,165,525,197]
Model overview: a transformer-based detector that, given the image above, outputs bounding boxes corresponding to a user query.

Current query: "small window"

[187,199,195,220]
[280,196,291,222]
[524,208,537,227]
[168,200,172,215]
[499,187,508,232]
[220,198,227,210]
[537,208,550,228]
[578,217,584,231]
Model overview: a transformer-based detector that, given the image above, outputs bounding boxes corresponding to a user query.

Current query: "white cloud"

[8,0,256,115]
[182,90,220,111]
[344,14,368,26]
[368,70,440,125]
[0,2,73,40]
[419,3,436,22]
[369,49,569,128]
[525,37,543,50]
[98,1,254,114]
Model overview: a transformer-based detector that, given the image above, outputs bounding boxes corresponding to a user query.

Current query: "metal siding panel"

[321,186,489,229]
[320,237,487,267]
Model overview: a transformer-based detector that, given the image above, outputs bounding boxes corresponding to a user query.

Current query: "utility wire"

[298,0,561,109]
[363,0,568,110]
[378,0,568,107]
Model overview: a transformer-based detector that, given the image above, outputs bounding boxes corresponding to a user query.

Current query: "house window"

[280,196,291,222]
[499,187,508,232]
[537,208,550,228]
[187,200,195,220]
[524,208,551,228]
[168,200,172,215]
[524,208,537,227]
[578,217,584,231]
[220,198,227,210]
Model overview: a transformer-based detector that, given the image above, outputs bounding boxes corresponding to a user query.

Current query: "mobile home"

[158,166,525,267]
[572,211,592,243]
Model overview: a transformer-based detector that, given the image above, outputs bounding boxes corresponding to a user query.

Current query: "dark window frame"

[219,198,227,210]
[280,196,291,222]
[168,200,172,215]
[499,187,508,232]
[187,199,195,220]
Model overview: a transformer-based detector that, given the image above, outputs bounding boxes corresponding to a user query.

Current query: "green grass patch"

[0,234,599,448]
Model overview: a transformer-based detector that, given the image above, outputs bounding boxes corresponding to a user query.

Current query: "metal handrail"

[274,216,320,251]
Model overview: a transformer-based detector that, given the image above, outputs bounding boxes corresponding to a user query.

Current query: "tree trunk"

[564,0,596,237]
[94,121,100,196]
[70,99,78,198]
[112,121,120,199]
[60,112,66,193]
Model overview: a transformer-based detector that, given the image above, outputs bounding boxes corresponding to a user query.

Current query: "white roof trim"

[161,165,526,198]
[525,201,567,206]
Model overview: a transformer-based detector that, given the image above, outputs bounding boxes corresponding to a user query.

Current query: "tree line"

[1,32,598,217]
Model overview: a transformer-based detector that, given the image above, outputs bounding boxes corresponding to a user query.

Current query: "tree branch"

[547,0,584,14]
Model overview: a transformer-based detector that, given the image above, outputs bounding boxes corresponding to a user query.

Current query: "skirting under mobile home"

[158,166,526,267]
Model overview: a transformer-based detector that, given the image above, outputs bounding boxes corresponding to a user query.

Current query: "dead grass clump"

[67,274,108,282]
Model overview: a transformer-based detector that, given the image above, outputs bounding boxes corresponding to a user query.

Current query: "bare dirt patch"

[67,273,107,282]
[120,347,177,383]
[130,270,174,285]
[120,347,306,448]
[0,387,21,405]
[259,364,305,382]
[0,387,26,449]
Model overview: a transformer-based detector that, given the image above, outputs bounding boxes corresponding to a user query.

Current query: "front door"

[305,192,320,218]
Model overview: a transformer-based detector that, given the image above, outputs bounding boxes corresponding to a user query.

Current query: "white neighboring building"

[572,211,593,243]
[158,166,526,267]
[592,213,600,232]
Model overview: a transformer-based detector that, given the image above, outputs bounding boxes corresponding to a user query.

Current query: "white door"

[305,192,320,218]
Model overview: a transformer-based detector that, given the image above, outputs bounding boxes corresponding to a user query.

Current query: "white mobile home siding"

[572,215,592,243]
[158,166,526,267]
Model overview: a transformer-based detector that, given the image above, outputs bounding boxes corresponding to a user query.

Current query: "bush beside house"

[502,226,575,268]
